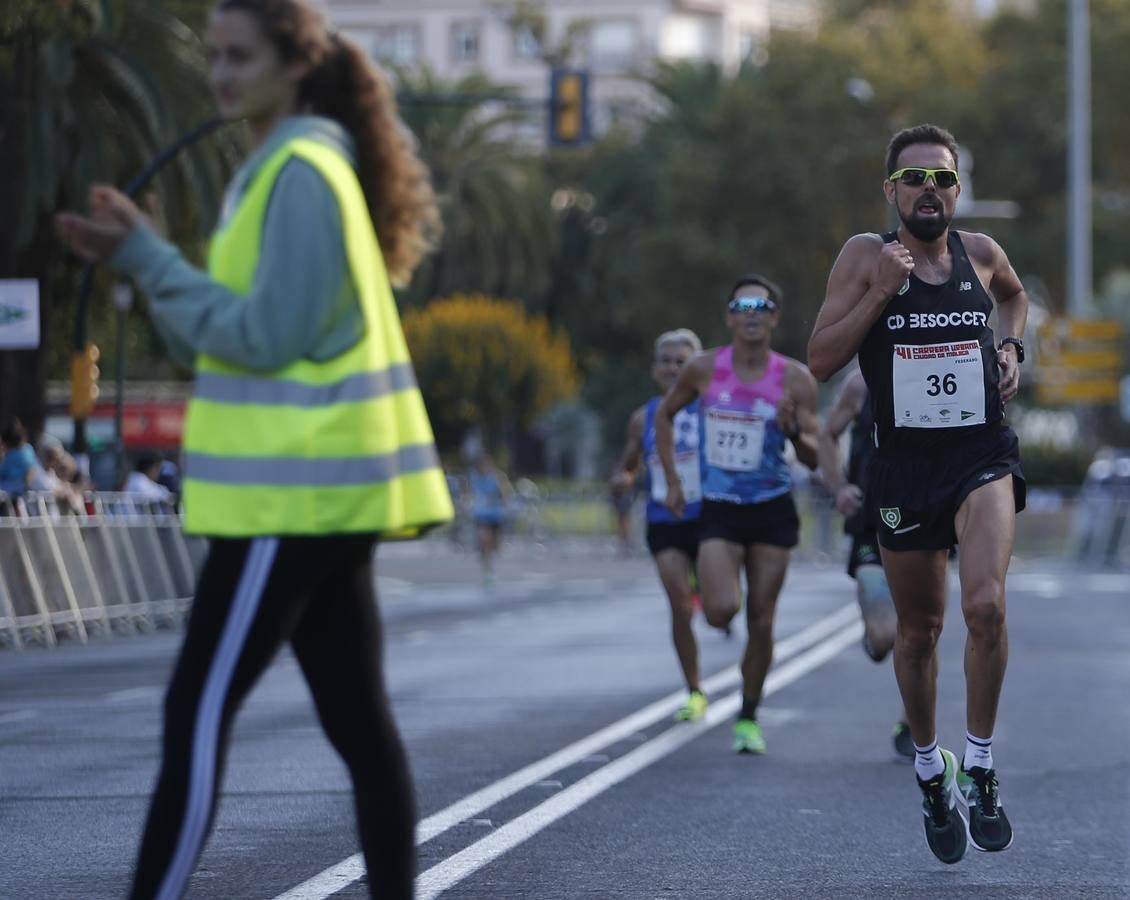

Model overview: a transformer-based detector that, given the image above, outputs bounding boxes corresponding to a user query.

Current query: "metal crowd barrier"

[0,491,206,650]
[1070,457,1130,568]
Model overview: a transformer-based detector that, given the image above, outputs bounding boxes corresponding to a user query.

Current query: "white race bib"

[648,452,702,504]
[704,409,765,471]
[892,340,986,428]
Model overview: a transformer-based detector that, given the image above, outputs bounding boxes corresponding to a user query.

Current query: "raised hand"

[55,185,146,263]
[872,239,915,299]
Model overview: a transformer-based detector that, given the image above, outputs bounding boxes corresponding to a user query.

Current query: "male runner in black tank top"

[808,124,1028,866]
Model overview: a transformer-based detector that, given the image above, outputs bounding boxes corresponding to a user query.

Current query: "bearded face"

[900,190,952,241]
[884,143,961,243]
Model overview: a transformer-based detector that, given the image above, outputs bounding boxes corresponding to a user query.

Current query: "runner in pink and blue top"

[656,274,820,755]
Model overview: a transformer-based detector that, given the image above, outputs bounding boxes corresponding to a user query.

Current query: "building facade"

[314,0,819,136]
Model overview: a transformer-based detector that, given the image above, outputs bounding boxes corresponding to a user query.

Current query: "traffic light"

[70,343,100,419]
[549,68,590,147]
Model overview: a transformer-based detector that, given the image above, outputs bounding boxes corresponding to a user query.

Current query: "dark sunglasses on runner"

[728,296,777,314]
[888,167,960,189]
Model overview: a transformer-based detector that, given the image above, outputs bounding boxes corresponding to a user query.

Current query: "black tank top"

[858,230,1003,455]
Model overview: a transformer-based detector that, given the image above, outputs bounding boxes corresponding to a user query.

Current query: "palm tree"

[395,69,556,308]
[0,0,237,431]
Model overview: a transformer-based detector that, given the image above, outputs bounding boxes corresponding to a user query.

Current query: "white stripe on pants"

[155,537,278,900]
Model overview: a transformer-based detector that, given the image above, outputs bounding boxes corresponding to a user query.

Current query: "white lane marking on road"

[0,710,38,724]
[104,687,164,703]
[376,576,414,592]
[269,603,859,900]
[415,620,863,899]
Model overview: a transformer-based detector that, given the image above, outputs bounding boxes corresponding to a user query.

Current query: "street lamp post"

[1067,0,1093,318]
[112,282,133,487]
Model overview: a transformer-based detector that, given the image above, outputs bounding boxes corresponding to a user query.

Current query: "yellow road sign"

[1062,320,1123,341]
[1036,379,1120,405]
[1039,349,1123,373]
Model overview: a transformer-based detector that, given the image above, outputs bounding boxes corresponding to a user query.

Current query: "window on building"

[660,13,721,61]
[514,25,541,60]
[374,24,420,66]
[451,21,479,63]
[589,20,637,72]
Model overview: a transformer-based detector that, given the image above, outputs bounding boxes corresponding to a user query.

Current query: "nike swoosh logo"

[893,524,921,535]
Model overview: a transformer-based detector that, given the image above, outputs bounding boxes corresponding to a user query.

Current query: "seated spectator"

[123,452,174,508]
[156,455,182,507]
[0,418,43,508]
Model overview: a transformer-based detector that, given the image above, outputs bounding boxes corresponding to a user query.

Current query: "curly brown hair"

[217,0,441,286]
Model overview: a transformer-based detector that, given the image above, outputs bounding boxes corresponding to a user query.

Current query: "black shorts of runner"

[698,494,799,549]
[847,531,882,579]
[646,520,699,560]
[867,425,1026,552]
[474,517,503,536]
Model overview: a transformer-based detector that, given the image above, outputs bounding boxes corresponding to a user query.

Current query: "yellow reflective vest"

[181,137,453,538]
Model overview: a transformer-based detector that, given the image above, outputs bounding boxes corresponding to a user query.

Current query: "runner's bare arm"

[609,405,647,491]
[784,362,820,471]
[817,369,866,514]
[808,234,915,382]
[985,237,1029,404]
[656,353,710,518]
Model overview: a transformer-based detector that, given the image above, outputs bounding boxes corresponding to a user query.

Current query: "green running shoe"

[673,690,708,722]
[916,748,968,864]
[957,764,1013,851]
[732,718,765,754]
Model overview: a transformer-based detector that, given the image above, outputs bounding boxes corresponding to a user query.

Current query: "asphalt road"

[2,540,1128,899]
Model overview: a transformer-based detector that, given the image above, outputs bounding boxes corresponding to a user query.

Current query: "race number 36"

[925,373,958,397]
[892,341,986,428]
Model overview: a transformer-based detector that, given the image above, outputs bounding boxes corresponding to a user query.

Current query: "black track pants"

[128,534,414,900]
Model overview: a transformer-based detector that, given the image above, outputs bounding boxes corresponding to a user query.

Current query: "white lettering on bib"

[648,452,702,504]
[704,408,765,471]
[892,340,986,428]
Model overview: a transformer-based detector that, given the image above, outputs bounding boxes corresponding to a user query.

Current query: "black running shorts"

[646,520,699,560]
[698,494,799,549]
[847,531,882,579]
[867,426,1026,552]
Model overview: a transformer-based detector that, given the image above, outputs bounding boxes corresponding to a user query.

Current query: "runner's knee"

[703,600,738,629]
[898,614,943,657]
[962,584,1006,640]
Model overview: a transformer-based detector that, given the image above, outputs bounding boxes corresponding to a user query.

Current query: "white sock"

[914,739,945,781]
[963,732,993,771]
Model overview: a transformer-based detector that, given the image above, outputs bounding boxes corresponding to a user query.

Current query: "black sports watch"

[998,337,1025,364]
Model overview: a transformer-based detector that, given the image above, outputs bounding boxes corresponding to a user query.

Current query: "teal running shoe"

[957,764,1013,852]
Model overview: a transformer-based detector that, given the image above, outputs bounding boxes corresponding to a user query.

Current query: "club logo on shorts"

[880,507,902,529]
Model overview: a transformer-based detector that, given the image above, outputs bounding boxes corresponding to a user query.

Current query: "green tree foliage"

[0,0,238,430]
[396,70,556,307]
[402,294,578,453]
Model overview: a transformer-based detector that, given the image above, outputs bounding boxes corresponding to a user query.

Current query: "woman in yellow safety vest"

[57,2,452,896]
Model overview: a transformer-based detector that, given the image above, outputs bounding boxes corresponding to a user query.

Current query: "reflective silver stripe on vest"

[185,443,440,486]
[193,364,417,407]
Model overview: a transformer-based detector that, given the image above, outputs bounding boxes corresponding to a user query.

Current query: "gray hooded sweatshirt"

[112,115,365,372]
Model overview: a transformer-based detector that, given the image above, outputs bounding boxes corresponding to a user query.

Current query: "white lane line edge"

[270,603,860,900]
[415,620,863,899]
